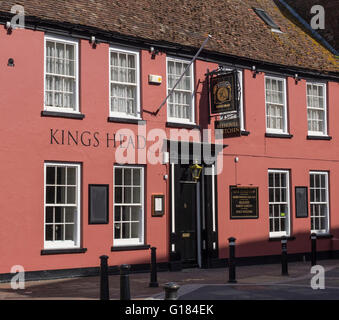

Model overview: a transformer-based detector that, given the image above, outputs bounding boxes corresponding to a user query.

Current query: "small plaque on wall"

[295,186,308,218]
[89,184,109,224]
[152,194,165,217]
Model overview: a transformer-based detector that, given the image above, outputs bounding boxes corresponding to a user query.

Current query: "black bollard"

[99,255,110,300]
[149,247,159,287]
[281,236,289,276]
[120,264,131,300]
[164,282,180,300]
[228,237,237,283]
[311,233,317,266]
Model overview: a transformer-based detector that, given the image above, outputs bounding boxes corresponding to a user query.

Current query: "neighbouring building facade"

[0,0,338,280]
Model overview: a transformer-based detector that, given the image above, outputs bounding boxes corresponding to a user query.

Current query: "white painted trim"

[196,181,202,268]
[166,56,195,124]
[44,34,79,113]
[44,162,81,249]
[171,163,175,252]
[109,46,141,119]
[212,165,216,233]
[201,168,206,230]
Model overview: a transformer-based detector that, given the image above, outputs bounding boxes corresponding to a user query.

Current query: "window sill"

[41,248,87,255]
[307,135,332,141]
[312,234,333,239]
[107,117,146,125]
[111,244,150,251]
[166,122,200,130]
[41,111,85,120]
[268,236,296,242]
[241,131,250,136]
[265,133,293,139]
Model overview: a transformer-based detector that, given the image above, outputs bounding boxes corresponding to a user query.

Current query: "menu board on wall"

[89,184,109,224]
[295,186,308,218]
[230,186,259,219]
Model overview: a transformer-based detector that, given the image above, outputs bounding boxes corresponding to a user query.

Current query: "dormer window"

[253,8,281,33]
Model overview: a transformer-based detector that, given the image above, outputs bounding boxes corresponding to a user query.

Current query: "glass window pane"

[56,186,66,204]
[55,207,63,223]
[115,168,123,185]
[131,223,139,238]
[115,187,122,203]
[65,207,75,222]
[67,187,76,204]
[122,223,130,239]
[274,219,280,232]
[46,186,55,204]
[65,224,74,241]
[133,187,141,203]
[46,207,54,223]
[280,218,286,231]
[124,169,132,185]
[115,206,121,221]
[55,224,64,241]
[67,167,76,185]
[128,55,135,68]
[131,207,140,221]
[57,167,66,185]
[124,187,132,203]
[46,225,53,241]
[122,207,130,221]
[46,167,56,184]
[114,223,121,239]
[111,52,118,66]
[269,173,274,187]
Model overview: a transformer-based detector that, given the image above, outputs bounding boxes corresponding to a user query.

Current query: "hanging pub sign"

[211,71,238,114]
[230,186,259,219]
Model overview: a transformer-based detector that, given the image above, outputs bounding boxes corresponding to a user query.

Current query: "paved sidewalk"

[0,260,338,300]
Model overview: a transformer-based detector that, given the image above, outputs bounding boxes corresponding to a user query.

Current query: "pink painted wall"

[0,26,339,274]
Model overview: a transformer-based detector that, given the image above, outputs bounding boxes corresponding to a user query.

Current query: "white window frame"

[166,56,195,125]
[265,76,288,134]
[44,162,81,249]
[109,46,141,120]
[113,165,145,246]
[44,34,80,113]
[310,171,330,234]
[268,169,291,238]
[306,82,327,136]
[219,69,245,131]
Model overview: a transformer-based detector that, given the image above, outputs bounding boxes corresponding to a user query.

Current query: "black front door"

[175,181,197,266]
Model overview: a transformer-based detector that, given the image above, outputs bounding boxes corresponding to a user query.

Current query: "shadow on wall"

[217,229,339,267]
